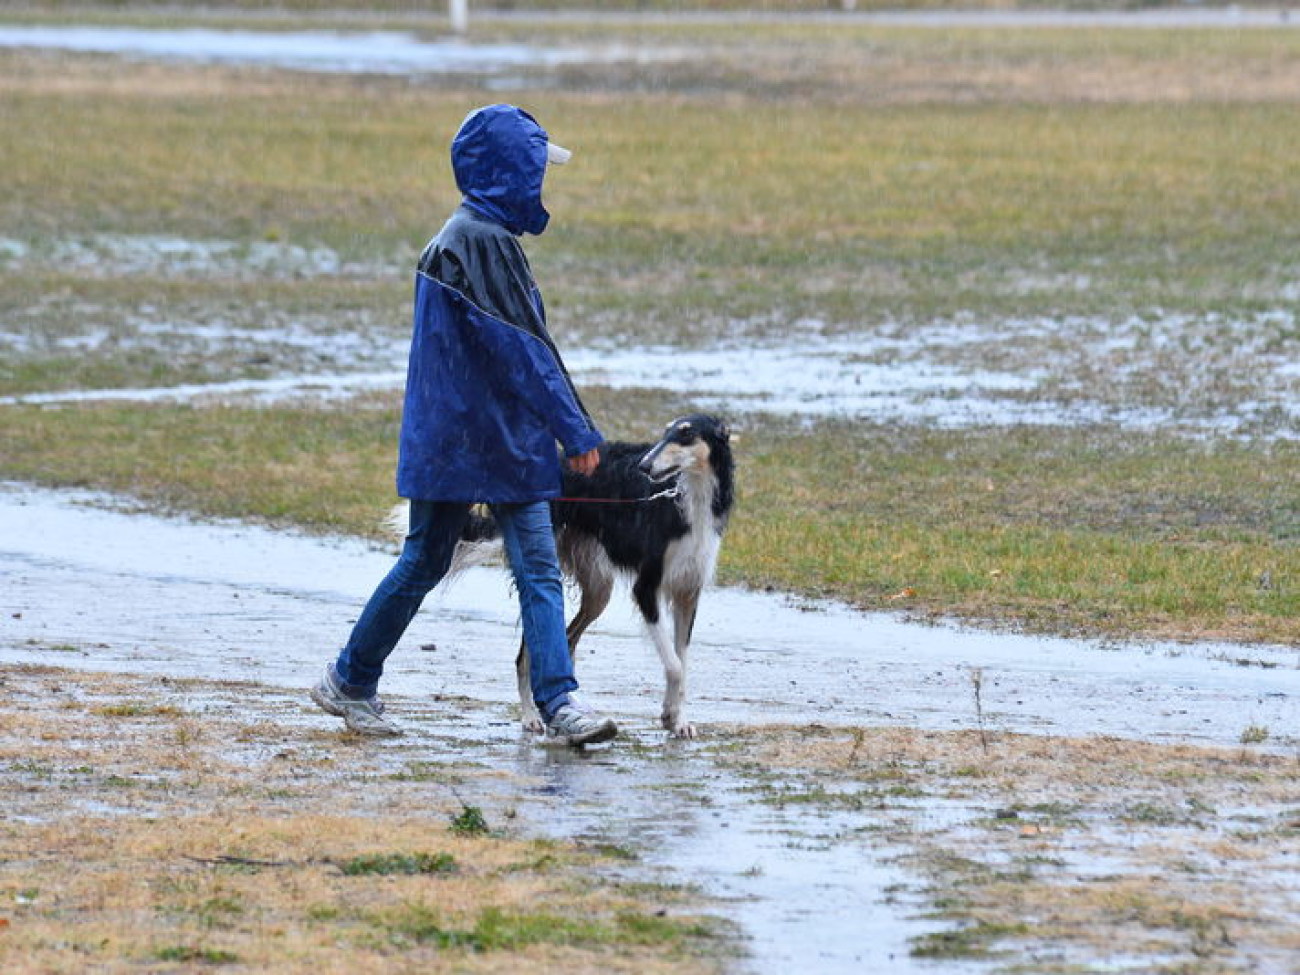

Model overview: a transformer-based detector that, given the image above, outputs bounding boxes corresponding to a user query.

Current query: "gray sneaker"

[310,665,402,737]
[545,697,618,747]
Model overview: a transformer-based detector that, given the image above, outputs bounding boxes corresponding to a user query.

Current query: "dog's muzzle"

[638,447,679,483]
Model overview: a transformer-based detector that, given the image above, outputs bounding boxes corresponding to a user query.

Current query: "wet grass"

[910,921,1031,960]
[714,723,1300,970]
[730,417,1300,643]
[336,851,459,876]
[0,665,734,974]
[0,271,406,396]
[3,35,1300,335]
[0,399,400,532]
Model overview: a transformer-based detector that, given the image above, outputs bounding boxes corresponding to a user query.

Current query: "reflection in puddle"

[510,741,943,973]
[0,25,684,76]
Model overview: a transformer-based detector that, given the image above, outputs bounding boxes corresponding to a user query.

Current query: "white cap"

[546,142,572,166]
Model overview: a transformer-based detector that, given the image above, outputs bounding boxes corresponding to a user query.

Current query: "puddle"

[0,370,407,407]
[3,233,1297,435]
[0,482,959,971]
[2,481,1298,969]
[563,332,1290,434]
[0,25,686,76]
[8,329,1299,436]
[842,8,1300,29]
[50,235,400,280]
[563,340,1041,423]
[0,234,403,280]
[2,482,1296,751]
[507,744,939,973]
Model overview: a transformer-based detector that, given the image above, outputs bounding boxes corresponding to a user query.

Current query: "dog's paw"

[520,710,545,734]
[662,712,697,739]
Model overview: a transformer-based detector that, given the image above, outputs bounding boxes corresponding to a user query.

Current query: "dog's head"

[638,414,732,483]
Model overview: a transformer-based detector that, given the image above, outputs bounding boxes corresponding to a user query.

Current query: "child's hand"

[567,448,601,476]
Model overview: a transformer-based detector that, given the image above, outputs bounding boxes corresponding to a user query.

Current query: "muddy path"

[3,483,1295,751]
[4,481,1298,970]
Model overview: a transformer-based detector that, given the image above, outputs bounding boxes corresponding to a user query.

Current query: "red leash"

[554,484,681,505]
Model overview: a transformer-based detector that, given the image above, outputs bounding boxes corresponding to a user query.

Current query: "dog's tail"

[384,501,504,576]
[461,505,501,543]
[382,502,410,543]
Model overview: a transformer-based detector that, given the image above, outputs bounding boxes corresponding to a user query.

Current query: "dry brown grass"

[2,670,1298,969]
[692,28,1300,105]
[0,666,730,974]
[8,23,1300,113]
[750,725,1299,801]
[0,49,294,99]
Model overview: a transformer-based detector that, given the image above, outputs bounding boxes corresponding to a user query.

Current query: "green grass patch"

[727,418,1300,642]
[910,921,1032,959]
[337,851,457,877]
[0,400,399,534]
[449,804,491,836]
[154,944,240,965]
[377,903,719,953]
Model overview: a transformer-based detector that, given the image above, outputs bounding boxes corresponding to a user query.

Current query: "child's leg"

[492,501,577,720]
[333,500,469,696]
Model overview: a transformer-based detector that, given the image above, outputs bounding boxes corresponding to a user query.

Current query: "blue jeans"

[332,500,577,720]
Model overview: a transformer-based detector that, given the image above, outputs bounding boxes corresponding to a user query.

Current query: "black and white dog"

[452,414,735,738]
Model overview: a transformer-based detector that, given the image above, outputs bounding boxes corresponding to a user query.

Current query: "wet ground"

[3,481,1298,970]
[4,233,1297,436]
[5,482,1296,751]
[0,23,688,77]
[486,8,1300,29]
[2,17,1298,441]
[7,313,1299,435]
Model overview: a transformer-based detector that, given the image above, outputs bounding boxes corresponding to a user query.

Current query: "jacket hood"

[451,104,553,237]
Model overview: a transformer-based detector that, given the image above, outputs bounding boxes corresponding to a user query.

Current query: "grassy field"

[2,11,1298,647]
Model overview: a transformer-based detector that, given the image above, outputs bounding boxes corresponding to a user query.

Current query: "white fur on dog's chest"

[664,477,722,592]
[664,530,720,593]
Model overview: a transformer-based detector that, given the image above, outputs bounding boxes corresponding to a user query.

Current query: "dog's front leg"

[663,594,699,738]
[516,640,544,733]
[635,573,688,737]
[646,611,691,737]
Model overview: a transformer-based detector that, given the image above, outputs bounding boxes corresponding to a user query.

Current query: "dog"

[447,413,735,738]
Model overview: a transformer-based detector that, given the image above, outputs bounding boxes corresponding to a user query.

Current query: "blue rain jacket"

[396,105,603,502]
